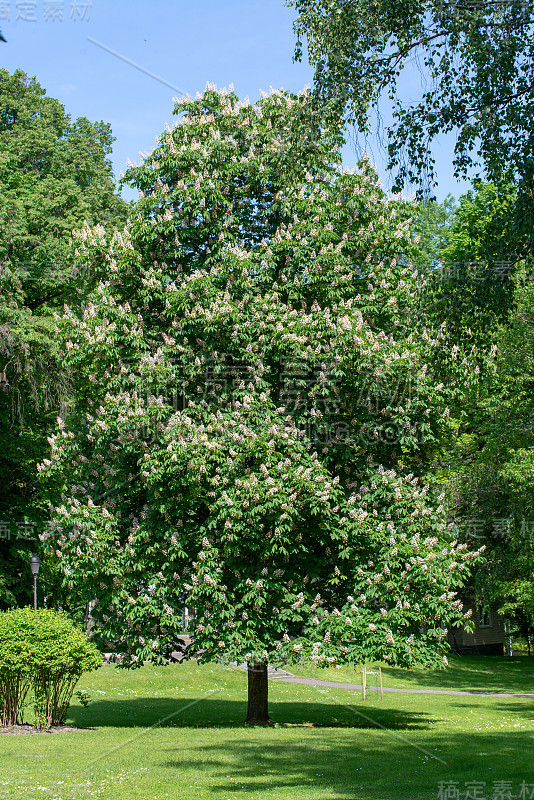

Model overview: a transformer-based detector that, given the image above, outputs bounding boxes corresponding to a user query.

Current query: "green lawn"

[1,658,533,800]
[289,654,534,695]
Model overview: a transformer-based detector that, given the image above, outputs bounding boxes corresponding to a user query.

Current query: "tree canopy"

[0,69,128,607]
[408,180,534,648]
[448,270,534,647]
[289,0,534,255]
[39,86,480,721]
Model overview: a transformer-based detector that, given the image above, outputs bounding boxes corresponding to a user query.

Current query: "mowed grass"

[289,654,534,694]
[0,658,533,800]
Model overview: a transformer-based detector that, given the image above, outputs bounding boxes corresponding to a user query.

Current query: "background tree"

[39,86,480,722]
[409,194,455,274]
[289,0,534,256]
[0,69,129,608]
[424,183,526,350]
[447,272,534,647]
[407,181,534,645]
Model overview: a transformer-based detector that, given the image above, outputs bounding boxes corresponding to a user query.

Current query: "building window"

[478,609,493,627]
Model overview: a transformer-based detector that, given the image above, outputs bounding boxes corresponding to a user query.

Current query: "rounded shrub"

[0,608,33,726]
[0,608,102,728]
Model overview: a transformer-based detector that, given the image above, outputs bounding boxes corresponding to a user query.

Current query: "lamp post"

[30,554,40,611]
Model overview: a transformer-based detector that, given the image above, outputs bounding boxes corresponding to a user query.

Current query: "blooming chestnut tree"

[40,86,480,723]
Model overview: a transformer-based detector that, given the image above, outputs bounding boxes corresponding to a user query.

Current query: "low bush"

[0,608,33,726]
[0,608,102,728]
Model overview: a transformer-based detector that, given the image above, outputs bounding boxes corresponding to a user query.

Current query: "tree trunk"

[246,663,271,723]
[504,622,513,656]
[85,596,97,636]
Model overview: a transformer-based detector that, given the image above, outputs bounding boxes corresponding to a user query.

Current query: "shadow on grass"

[67,697,435,731]
[160,729,534,799]
[373,656,534,694]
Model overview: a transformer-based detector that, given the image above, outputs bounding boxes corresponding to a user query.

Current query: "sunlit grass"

[289,654,534,695]
[0,659,532,799]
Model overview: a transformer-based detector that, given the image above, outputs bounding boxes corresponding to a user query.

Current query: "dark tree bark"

[246,662,271,723]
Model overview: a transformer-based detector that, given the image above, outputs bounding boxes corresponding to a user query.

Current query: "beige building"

[447,600,506,655]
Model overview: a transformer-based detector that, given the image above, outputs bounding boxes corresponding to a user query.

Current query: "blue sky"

[0,0,473,204]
